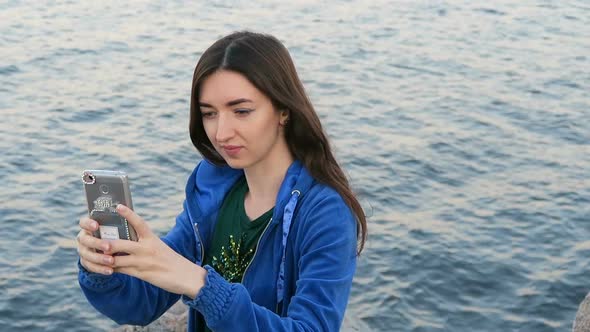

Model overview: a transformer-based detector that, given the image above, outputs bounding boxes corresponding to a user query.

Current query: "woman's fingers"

[112,254,135,270]
[80,255,114,275]
[80,245,114,266]
[77,217,115,275]
[79,216,99,232]
[76,209,164,279]
[77,230,111,252]
[116,204,150,238]
[109,242,166,279]
[106,239,140,256]
[78,241,114,275]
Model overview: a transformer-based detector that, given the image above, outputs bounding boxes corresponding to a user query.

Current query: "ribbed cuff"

[183,265,237,326]
[77,259,120,290]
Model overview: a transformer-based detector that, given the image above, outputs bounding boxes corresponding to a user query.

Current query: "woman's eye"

[235,109,252,116]
[201,112,216,119]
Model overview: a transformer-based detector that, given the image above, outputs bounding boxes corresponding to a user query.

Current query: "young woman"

[77,31,367,331]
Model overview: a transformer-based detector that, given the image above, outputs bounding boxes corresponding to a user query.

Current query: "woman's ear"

[279,110,290,126]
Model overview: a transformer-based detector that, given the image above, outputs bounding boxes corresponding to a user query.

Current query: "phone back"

[82,170,137,241]
[83,170,133,212]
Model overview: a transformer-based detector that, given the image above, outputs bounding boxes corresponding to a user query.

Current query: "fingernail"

[116,204,125,211]
[102,244,110,251]
[103,257,112,264]
[91,222,97,229]
[104,269,112,275]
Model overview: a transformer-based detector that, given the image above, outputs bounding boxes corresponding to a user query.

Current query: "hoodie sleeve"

[184,190,358,332]
[78,204,198,326]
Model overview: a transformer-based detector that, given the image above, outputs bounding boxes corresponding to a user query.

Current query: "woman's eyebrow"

[199,98,254,108]
[226,98,253,106]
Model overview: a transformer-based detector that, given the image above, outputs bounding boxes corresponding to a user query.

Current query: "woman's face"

[199,70,289,170]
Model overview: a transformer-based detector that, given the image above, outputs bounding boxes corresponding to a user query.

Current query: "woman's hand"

[76,215,117,275]
[76,205,206,298]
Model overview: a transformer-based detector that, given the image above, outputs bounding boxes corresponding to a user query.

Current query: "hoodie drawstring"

[276,189,301,308]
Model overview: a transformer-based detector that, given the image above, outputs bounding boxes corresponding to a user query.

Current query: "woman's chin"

[223,159,248,170]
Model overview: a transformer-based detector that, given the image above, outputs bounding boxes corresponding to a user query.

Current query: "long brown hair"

[189,31,367,254]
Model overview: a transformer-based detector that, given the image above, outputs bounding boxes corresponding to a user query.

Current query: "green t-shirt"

[204,176,274,283]
[199,177,274,331]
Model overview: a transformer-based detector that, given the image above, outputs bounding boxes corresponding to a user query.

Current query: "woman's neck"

[243,142,293,218]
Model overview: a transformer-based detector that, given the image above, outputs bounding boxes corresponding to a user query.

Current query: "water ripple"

[2,1,589,331]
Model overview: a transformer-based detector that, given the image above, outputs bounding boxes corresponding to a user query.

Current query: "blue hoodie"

[79,160,358,331]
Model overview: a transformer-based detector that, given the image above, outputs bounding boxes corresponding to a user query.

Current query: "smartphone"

[82,170,138,241]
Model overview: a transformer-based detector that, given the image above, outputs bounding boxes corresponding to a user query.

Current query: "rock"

[111,301,371,331]
[574,292,590,332]
[112,301,187,332]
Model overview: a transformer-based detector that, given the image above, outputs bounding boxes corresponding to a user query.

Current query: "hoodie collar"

[185,159,314,223]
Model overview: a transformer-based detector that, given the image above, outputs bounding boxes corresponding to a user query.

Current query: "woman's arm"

[78,202,199,325]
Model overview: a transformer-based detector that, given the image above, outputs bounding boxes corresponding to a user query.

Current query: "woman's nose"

[215,113,234,142]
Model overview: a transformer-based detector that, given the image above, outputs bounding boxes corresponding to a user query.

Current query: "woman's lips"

[222,145,242,157]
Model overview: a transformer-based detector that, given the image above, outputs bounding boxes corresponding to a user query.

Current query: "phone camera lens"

[99,184,109,194]
[82,172,96,185]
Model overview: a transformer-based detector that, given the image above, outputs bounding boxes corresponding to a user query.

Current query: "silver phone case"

[82,170,138,241]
